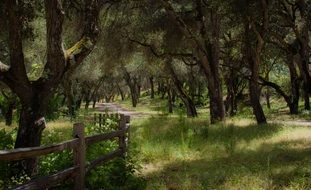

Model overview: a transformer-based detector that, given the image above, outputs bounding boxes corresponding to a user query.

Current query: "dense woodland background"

[0,0,310,189]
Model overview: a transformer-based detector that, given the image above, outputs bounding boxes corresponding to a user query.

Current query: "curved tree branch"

[3,0,32,102]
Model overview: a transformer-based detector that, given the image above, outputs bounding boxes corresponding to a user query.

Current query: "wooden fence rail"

[0,114,130,190]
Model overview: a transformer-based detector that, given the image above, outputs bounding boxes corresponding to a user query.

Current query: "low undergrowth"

[0,118,145,190]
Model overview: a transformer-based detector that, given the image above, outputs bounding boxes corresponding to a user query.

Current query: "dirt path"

[271,120,311,127]
[96,103,149,118]
[96,103,311,126]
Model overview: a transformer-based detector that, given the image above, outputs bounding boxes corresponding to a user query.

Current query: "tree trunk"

[249,78,266,124]
[1,0,104,178]
[165,58,197,117]
[84,89,91,110]
[244,16,267,124]
[85,98,90,109]
[157,81,161,95]
[225,76,237,116]
[149,76,155,99]
[167,80,173,113]
[76,98,82,110]
[117,85,125,101]
[67,92,76,117]
[265,88,271,109]
[129,84,138,107]
[172,89,176,103]
[198,10,225,123]
[303,84,310,110]
[296,0,311,95]
[288,55,300,114]
[92,97,97,108]
[12,99,48,176]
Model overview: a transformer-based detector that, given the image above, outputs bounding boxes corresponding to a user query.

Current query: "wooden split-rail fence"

[0,113,130,190]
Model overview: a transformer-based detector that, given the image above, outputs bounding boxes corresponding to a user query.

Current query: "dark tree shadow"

[145,140,311,189]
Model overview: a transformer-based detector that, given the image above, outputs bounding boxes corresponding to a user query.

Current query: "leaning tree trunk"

[165,58,197,117]
[288,55,300,114]
[160,0,224,123]
[248,53,267,124]
[117,84,125,101]
[245,16,267,124]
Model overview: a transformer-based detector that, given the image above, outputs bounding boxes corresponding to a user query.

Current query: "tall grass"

[131,115,311,190]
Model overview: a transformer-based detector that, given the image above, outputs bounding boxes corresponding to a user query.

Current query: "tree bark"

[160,0,224,123]
[244,0,268,124]
[117,84,125,101]
[85,97,90,109]
[265,88,271,109]
[167,80,173,113]
[92,97,97,108]
[165,58,197,117]
[0,0,104,177]
[296,0,311,95]
[288,55,300,114]
[12,90,49,176]
[149,76,155,99]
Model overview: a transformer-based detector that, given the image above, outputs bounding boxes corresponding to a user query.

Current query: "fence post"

[118,114,126,157]
[125,115,130,148]
[73,123,86,190]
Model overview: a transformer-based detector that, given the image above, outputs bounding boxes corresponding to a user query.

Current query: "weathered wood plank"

[0,139,79,161]
[73,123,86,190]
[85,129,124,146]
[12,166,79,190]
[86,149,123,173]
[118,115,127,158]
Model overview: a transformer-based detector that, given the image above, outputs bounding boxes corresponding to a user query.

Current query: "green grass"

[1,95,310,189]
[131,115,311,190]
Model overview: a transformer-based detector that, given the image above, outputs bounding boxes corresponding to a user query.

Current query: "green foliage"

[46,94,65,121]
[0,128,16,149]
[86,157,146,190]
[0,128,17,189]
[85,119,145,189]
[0,116,144,189]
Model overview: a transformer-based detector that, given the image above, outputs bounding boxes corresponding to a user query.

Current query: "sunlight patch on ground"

[225,118,255,126]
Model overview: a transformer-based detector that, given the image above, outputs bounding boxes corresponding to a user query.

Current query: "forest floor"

[98,101,311,127]
[96,102,150,118]
[97,96,311,190]
[0,97,310,189]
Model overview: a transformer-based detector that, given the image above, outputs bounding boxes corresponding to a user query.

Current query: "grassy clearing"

[1,96,310,189]
[114,96,311,189]
[131,116,311,190]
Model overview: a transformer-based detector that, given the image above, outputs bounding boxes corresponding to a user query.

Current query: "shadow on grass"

[132,116,310,189]
[144,140,311,190]
[133,116,281,147]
